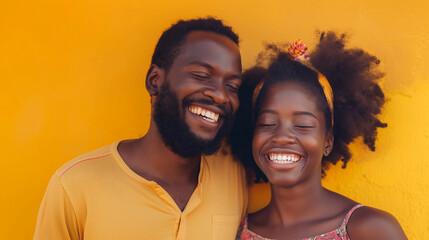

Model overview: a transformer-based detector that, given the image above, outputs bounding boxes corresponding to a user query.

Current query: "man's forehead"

[185,31,236,44]
[174,31,241,69]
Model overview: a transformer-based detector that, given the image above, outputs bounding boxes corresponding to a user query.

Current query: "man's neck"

[117,123,201,210]
[119,127,201,183]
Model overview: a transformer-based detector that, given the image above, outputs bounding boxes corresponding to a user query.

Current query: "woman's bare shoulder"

[347,206,407,240]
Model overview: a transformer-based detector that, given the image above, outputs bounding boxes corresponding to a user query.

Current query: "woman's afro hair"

[229,31,387,182]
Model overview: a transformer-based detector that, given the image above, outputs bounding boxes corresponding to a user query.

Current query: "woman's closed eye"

[257,120,278,128]
[256,114,278,128]
[293,116,317,129]
[295,125,315,129]
[259,123,277,127]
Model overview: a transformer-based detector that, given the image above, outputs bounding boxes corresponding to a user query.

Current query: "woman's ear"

[146,64,164,96]
[324,131,334,157]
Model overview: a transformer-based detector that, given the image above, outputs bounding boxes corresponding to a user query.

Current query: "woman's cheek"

[301,134,326,157]
[252,131,266,166]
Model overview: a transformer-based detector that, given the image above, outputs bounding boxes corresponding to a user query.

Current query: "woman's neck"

[264,176,328,226]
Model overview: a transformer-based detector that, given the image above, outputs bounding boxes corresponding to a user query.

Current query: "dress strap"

[243,216,249,229]
[341,204,365,227]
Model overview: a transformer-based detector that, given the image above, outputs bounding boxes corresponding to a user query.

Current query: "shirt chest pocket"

[211,215,240,240]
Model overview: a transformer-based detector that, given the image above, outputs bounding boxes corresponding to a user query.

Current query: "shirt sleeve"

[34,174,80,240]
[240,164,249,218]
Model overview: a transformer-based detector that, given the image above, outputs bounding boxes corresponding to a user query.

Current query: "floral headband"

[252,39,334,126]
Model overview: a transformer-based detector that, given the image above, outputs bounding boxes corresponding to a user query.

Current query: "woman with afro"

[230,32,407,239]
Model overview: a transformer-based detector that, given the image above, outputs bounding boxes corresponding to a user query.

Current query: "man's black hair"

[151,17,239,72]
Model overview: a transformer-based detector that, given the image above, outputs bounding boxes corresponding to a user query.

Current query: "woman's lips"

[265,153,301,164]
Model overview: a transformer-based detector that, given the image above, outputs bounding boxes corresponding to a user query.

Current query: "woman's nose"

[272,129,296,145]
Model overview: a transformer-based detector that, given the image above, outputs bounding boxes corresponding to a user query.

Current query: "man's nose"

[202,82,229,105]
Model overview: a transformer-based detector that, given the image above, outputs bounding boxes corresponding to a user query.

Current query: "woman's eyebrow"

[293,111,318,119]
[259,109,278,115]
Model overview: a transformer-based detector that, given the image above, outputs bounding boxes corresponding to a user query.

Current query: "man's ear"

[146,64,164,96]
[324,130,334,157]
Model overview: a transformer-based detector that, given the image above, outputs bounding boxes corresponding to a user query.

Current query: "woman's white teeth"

[267,153,300,163]
[189,106,219,123]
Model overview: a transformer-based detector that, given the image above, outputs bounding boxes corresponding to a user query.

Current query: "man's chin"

[189,132,217,143]
[185,112,222,139]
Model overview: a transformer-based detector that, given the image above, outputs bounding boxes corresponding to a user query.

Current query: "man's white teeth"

[189,106,219,123]
[267,153,300,163]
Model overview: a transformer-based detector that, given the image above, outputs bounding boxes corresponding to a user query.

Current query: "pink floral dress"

[236,204,364,240]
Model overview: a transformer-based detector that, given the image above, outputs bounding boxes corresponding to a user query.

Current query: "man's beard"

[153,82,234,158]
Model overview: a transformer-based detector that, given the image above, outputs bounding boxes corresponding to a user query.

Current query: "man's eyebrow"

[293,111,318,119]
[186,61,214,70]
[230,74,242,80]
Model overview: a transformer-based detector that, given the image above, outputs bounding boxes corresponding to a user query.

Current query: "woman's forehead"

[260,82,318,110]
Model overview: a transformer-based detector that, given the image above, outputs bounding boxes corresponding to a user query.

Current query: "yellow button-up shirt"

[34,141,247,240]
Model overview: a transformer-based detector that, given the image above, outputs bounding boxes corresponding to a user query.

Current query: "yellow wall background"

[1,0,428,239]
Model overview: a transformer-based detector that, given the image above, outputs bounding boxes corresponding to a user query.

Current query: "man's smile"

[188,105,221,123]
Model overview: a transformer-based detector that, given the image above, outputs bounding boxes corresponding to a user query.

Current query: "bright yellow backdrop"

[1,0,428,239]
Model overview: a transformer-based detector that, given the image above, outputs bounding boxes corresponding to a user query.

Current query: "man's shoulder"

[204,147,242,169]
[55,142,117,181]
[203,146,246,182]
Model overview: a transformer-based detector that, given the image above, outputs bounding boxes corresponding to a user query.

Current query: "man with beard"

[34,18,247,240]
